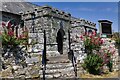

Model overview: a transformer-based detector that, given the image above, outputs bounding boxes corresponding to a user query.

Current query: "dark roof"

[98,20,112,23]
[2,2,39,14]
[2,11,21,16]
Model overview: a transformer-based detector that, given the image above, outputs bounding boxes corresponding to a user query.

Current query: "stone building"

[1,2,38,36]
[21,6,71,54]
[21,5,97,56]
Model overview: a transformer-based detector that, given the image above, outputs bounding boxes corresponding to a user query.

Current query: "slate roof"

[2,1,39,14]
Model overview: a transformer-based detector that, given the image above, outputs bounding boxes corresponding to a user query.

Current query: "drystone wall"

[101,38,119,71]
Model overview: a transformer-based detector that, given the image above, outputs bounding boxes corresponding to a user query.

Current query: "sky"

[26,0,120,2]
[31,2,118,32]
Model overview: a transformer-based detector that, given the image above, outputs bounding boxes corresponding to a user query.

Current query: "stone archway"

[56,28,65,54]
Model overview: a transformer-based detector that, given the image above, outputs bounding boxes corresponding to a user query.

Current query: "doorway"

[56,28,65,54]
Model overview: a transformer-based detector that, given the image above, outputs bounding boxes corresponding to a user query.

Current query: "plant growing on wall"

[99,46,115,72]
[1,21,28,65]
[80,31,103,54]
[2,22,28,46]
[80,31,116,75]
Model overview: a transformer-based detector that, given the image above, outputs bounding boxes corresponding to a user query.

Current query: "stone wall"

[70,17,96,62]
[101,38,119,71]
[71,26,86,63]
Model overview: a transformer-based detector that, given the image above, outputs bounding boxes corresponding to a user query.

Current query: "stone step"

[47,60,70,64]
[39,72,75,78]
[39,67,83,74]
[46,63,73,69]
[38,62,83,78]
[39,67,74,74]
[39,63,83,72]
[46,67,74,74]
[39,62,83,72]
[47,53,68,59]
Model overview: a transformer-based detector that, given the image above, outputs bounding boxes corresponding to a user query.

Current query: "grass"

[80,70,119,78]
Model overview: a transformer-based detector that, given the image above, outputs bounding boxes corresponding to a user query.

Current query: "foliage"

[80,31,103,54]
[106,61,113,72]
[1,22,28,46]
[80,31,115,74]
[82,54,103,75]
[99,46,115,72]
[1,21,28,65]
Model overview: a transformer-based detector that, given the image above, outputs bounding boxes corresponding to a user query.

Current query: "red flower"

[100,39,104,44]
[80,35,83,39]
[6,21,11,29]
[8,30,14,36]
[89,35,92,39]
[2,22,6,27]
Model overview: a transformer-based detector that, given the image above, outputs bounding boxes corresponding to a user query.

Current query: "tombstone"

[98,20,113,38]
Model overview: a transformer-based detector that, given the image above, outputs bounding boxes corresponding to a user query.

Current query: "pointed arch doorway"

[56,28,65,54]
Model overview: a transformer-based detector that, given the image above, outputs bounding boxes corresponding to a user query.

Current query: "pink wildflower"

[92,31,96,36]
[80,35,83,39]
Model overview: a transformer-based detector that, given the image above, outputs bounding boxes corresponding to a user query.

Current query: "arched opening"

[56,28,65,54]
